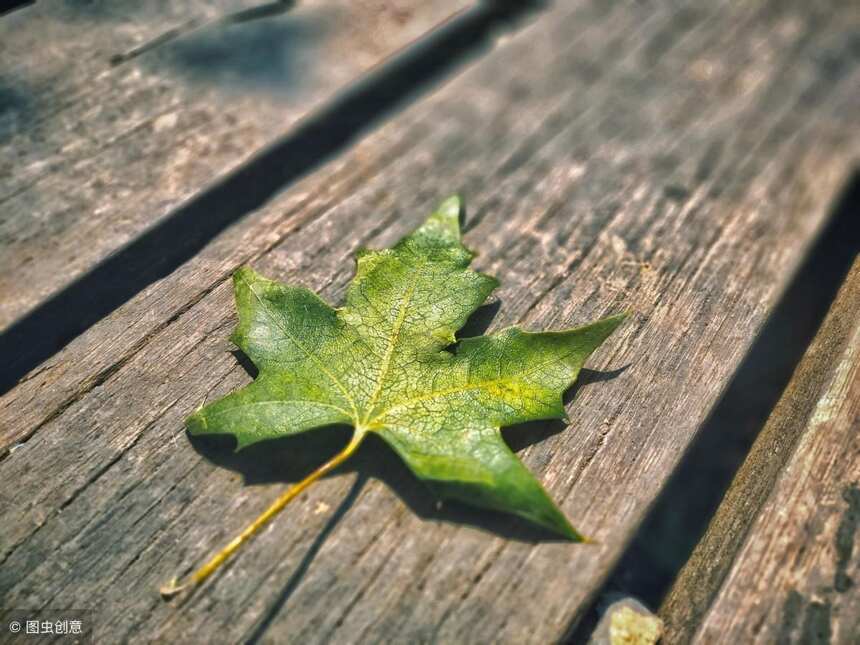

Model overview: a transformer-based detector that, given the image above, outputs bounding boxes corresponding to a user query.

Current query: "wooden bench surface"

[0,0,471,330]
[1,0,858,642]
[662,257,860,644]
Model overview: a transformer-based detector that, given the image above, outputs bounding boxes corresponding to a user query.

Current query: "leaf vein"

[245,278,359,420]
[368,346,580,423]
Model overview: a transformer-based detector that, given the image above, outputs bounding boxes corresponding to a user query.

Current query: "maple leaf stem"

[160,429,367,599]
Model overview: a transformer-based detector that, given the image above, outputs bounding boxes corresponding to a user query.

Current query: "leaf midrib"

[363,282,416,423]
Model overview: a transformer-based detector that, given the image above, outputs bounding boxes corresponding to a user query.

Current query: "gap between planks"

[0,0,545,393]
[0,0,858,643]
[662,254,860,643]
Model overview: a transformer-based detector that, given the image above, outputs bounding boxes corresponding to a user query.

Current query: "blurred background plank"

[662,257,860,644]
[0,0,857,643]
[0,0,472,330]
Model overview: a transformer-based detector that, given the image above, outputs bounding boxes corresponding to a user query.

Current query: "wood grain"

[0,0,471,329]
[661,257,860,644]
[0,0,857,642]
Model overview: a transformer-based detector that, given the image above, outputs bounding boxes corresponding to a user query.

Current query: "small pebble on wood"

[588,597,663,645]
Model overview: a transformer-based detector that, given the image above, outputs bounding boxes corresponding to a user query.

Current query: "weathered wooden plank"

[661,257,860,644]
[0,0,857,643]
[0,0,472,329]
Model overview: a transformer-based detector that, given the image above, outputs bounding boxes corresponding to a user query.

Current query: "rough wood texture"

[0,0,470,328]
[0,0,857,642]
[661,257,860,644]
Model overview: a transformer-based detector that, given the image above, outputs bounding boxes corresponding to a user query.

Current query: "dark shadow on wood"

[244,473,367,644]
[565,170,860,643]
[563,366,630,407]
[230,349,258,380]
[0,75,33,145]
[503,418,566,453]
[0,0,549,394]
[0,0,32,18]
[455,300,502,338]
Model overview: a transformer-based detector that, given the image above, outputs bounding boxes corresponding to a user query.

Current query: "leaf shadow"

[191,357,629,545]
[0,75,35,145]
[230,349,258,380]
[455,300,502,338]
[563,365,631,406]
[190,424,567,544]
[244,472,367,645]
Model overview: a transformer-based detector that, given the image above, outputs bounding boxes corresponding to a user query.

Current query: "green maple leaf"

[163,197,624,597]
